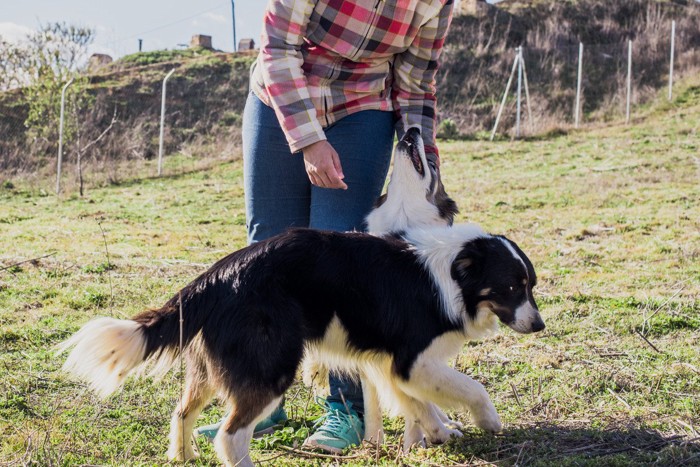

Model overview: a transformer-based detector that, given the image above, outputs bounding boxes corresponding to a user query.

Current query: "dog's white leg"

[167,364,215,461]
[398,360,502,433]
[301,354,330,396]
[400,399,462,448]
[432,403,464,429]
[361,377,384,444]
[214,395,282,467]
[402,415,426,453]
[167,403,202,461]
[426,402,463,442]
[214,423,255,467]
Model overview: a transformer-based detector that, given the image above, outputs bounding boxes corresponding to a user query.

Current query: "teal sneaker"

[303,401,364,454]
[195,404,288,441]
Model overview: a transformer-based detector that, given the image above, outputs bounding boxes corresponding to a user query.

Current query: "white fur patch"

[366,129,445,235]
[402,348,502,433]
[509,302,541,333]
[307,317,416,417]
[56,317,147,397]
[403,224,486,325]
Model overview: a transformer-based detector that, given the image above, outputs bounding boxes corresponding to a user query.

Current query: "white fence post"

[574,42,583,128]
[158,68,176,177]
[520,51,534,134]
[516,46,523,138]
[490,49,520,141]
[56,77,75,195]
[626,40,632,124]
[669,20,676,102]
[625,40,632,123]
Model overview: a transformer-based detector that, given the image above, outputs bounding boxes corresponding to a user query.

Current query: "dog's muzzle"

[397,128,424,176]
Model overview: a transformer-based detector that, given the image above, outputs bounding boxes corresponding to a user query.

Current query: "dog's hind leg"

[214,392,283,467]
[301,352,330,396]
[398,360,502,433]
[361,377,384,444]
[402,415,426,452]
[167,354,216,461]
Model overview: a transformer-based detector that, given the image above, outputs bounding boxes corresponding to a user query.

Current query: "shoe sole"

[196,423,283,443]
[253,424,282,439]
[302,439,346,455]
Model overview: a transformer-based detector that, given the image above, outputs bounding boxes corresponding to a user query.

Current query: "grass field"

[1,78,699,466]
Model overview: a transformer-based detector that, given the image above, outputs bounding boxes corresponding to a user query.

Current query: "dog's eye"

[508,283,524,293]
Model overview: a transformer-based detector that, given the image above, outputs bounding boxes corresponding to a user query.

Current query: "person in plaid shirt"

[197,0,454,453]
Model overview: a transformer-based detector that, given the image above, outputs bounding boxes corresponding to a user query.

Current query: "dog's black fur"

[138,229,461,385]
[59,222,544,466]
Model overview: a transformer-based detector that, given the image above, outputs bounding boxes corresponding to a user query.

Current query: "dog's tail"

[56,300,197,398]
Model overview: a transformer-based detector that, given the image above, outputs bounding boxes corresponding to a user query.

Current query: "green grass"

[117,47,218,68]
[1,78,699,466]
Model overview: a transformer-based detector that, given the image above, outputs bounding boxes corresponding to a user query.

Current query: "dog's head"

[451,235,545,334]
[367,127,458,234]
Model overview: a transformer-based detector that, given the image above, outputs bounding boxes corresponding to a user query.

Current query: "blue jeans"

[242,91,395,414]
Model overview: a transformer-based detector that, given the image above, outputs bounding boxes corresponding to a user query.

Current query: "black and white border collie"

[57,132,545,467]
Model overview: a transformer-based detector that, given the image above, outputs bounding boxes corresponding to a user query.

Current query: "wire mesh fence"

[1,15,699,193]
[438,16,700,138]
[0,52,252,191]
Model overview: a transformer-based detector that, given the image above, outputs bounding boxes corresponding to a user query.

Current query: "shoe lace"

[313,399,362,439]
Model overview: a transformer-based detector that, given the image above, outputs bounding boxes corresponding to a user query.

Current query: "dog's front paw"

[473,411,502,433]
[442,416,464,430]
[426,426,463,445]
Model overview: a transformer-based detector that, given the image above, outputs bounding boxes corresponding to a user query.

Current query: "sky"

[1,0,267,58]
[0,1,519,60]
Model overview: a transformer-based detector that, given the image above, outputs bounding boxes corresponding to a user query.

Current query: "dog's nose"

[531,316,546,332]
[406,127,421,138]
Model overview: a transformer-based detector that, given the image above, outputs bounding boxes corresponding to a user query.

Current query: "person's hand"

[302,140,348,190]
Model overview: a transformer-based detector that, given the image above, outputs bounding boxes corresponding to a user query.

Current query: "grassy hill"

[0,69,698,465]
[2,0,698,181]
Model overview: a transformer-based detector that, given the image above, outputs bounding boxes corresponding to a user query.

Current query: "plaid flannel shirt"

[250,0,453,157]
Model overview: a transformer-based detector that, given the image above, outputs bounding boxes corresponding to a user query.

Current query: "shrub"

[437,118,461,139]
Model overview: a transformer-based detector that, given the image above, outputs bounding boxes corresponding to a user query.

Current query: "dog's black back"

[136,229,461,395]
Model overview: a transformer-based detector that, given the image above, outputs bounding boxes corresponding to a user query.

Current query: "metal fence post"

[158,69,176,177]
[669,20,676,102]
[574,42,584,128]
[516,46,523,138]
[490,49,520,141]
[520,51,534,134]
[626,40,632,124]
[56,77,75,195]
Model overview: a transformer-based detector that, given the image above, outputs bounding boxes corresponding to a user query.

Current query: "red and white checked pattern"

[251,0,453,157]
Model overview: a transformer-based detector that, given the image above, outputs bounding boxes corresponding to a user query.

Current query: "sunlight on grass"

[1,79,699,466]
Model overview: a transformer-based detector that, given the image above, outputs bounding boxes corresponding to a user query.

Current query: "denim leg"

[310,110,395,415]
[244,91,395,415]
[243,92,311,244]
[309,110,395,233]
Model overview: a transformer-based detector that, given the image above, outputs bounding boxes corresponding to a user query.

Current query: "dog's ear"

[440,196,459,226]
[451,240,485,282]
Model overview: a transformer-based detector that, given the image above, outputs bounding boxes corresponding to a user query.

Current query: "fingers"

[331,151,345,182]
[302,141,348,190]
